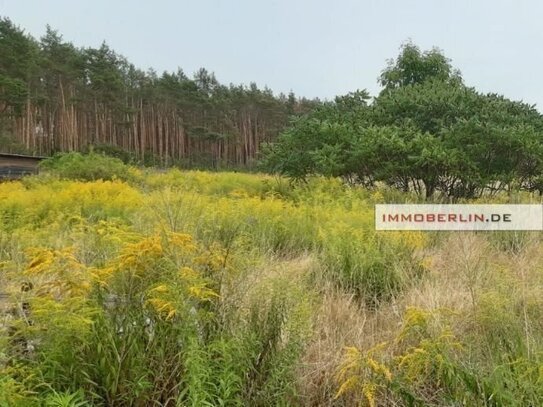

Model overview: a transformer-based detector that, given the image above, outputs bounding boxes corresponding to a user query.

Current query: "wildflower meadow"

[0,159,542,406]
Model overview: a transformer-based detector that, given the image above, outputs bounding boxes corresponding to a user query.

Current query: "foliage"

[336,274,543,406]
[0,170,541,405]
[40,152,138,182]
[262,44,543,198]
[82,144,137,164]
[379,42,462,90]
[0,171,321,405]
[335,308,470,405]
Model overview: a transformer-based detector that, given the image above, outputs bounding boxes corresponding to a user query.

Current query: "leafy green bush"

[83,144,136,164]
[40,152,135,182]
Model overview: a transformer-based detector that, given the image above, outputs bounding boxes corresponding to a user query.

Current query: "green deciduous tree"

[263,44,543,198]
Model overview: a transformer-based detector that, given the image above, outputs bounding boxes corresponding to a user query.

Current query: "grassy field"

[0,167,542,406]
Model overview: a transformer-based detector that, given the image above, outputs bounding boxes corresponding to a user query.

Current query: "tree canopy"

[262,43,543,198]
[0,17,319,166]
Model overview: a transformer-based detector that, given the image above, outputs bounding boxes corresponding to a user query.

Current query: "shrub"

[83,143,136,164]
[40,152,136,182]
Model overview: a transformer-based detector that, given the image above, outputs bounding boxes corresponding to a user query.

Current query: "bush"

[40,152,135,182]
[83,144,136,164]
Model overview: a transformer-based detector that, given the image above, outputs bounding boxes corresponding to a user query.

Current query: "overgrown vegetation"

[39,152,137,182]
[0,169,541,406]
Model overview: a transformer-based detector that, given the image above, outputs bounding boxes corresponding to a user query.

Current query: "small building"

[0,153,46,180]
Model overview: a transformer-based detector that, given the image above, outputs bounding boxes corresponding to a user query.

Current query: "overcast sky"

[1,0,542,108]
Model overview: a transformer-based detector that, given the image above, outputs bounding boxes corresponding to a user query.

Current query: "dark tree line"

[0,18,318,166]
[262,43,543,198]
